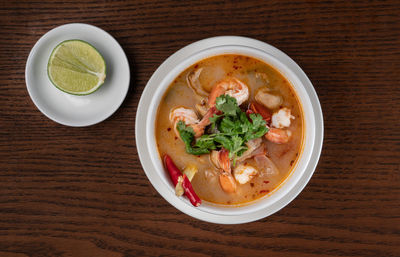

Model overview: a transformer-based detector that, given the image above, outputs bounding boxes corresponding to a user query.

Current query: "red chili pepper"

[182,175,201,207]
[249,102,272,123]
[164,155,202,207]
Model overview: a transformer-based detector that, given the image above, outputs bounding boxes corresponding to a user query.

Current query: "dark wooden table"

[1,1,399,256]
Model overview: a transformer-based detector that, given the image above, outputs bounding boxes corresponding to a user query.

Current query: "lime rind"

[47,39,106,96]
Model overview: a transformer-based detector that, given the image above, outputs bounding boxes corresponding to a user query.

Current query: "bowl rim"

[136,36,324,224]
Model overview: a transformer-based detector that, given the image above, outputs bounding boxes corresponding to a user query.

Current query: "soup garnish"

[164,155,201,207]
[157,54,303,206]
[176,94,269,163]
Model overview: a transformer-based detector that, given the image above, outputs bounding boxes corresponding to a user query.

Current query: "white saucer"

[25,23,130,127]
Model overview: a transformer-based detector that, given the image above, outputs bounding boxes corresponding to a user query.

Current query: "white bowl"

[136,36,323,224]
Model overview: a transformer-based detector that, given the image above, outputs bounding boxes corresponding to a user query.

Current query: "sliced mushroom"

[195,97,208,117]
[254,155,279,176]
[186,68,209,97]
[236,138,263,163]
[255,72,269,84]
[255,87,282,110]
[233,164,258,184]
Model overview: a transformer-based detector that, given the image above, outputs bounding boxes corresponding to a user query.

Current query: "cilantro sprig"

[176,95,269,163]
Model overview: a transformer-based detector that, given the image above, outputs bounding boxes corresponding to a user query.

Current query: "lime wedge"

[47,40,106,95]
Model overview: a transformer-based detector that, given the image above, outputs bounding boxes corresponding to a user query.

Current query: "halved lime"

[47,40,106,95]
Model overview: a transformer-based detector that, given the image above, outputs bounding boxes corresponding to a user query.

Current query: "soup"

[156,54,303,206]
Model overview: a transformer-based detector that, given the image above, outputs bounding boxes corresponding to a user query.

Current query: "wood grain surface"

[1,0,399,256]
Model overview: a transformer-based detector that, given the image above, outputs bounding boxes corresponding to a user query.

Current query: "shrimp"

[170,106,217,138]
[233,152,279,184]
[186,77,248,137]
[210,148,236,193]
[271,107,294,129]
[169,107,204,138]
[170,107,199,136]
[219,172,236,193]
[233,150,280,184]
[191,106,217,137]
[208,77,249,107]
[260,107,294,144]
[233,164,258,184]
[265,128,291,144]
[210,148,231,173]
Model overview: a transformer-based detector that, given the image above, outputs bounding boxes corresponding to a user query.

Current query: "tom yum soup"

[156,54,304,207]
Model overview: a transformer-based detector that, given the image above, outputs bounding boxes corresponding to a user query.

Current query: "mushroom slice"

[187,68,209,97]
[255,87,282,110]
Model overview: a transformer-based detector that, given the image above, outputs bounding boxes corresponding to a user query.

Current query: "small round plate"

[25,23,130,127]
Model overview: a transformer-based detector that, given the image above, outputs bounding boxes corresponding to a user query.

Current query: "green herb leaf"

[219,116,236,133]
[214,134,233,151]
[209,113,223,131]
[176,95,270,162]
[231,135,244,152]
[215,95,240,116]
[176,121,210,155]
[195,135,217,150]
